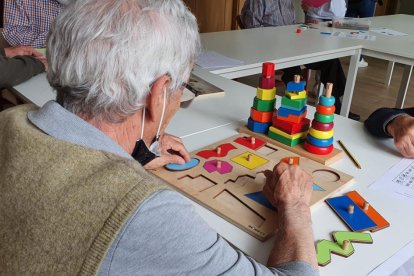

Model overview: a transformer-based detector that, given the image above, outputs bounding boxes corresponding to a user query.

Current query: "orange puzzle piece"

[281,157,300,165]
[346,191,390,232]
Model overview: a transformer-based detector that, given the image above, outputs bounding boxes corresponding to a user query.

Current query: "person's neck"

[85,113,142,154]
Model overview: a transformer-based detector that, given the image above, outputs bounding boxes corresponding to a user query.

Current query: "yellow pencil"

[338,140,362,169]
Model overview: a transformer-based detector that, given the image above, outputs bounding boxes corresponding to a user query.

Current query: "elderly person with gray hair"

[0,0,318,275]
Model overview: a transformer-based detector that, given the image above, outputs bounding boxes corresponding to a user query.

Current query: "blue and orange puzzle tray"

[152,133,354,241]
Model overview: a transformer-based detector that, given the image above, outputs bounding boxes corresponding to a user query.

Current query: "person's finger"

[165,140,190,162]
[144,154,185,170]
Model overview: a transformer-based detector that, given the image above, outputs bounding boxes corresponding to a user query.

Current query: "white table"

[199,24,362,117]
[169,85,412,276]
[12,66,414,276]
[199,14,414,117]
[360,15,414,109]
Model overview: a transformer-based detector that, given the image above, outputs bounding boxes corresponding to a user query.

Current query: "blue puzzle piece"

[277,106,307,117]
[287,81,306,92]
[245,191,276,211]
[326,195,377,232]
[247,117,271,134]
[313,183,325,191]
[165,158,200,171]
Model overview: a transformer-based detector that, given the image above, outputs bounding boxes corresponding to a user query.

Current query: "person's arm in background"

[0,46,47,87]
[2,0,48,47]
[365,107,414,157]
[240,0,265,28]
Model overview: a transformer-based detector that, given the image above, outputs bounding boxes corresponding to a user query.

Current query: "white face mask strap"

[140,107,146,140]
[155,87,167,140]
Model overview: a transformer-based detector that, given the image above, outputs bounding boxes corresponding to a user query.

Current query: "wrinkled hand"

[387,114,414,158]
[301,1,310,13]
[144,134,190,170]
[263,162,313,209]
[38,58,48,71]
[4,46,45,58]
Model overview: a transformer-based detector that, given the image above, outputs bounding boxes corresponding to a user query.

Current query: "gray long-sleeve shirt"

[28,101,319,276]
[240,0,296,28]
[0,48,44,88]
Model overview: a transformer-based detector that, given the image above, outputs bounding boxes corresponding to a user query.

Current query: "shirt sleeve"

[98,190,319,276]
[364,107,414,138]
[0,53,45,87]
[240,0,265,29]
[3,0,48,47]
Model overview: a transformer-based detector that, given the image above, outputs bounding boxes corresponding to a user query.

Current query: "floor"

[236,57,414,122]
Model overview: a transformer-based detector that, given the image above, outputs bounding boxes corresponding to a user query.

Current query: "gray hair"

[47,0,201,122]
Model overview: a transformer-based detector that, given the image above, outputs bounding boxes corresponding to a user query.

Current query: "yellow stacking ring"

[309,128,334,140]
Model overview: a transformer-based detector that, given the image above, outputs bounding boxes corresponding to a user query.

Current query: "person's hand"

[38,58,48,71]
[263,162,313,210]
[387,114,414,158]
[144,133,191,170]
[4,46,45,59]
[301,1,310,13]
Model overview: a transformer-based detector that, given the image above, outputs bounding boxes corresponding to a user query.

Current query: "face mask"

[132,88,167,166]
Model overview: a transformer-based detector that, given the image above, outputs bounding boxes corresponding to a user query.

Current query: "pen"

[338,140,362,169]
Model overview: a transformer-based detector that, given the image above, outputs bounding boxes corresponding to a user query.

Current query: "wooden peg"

[247,154,252,162]
[217,160,222,169]
[251,137,256,145]
[348,204,354,214]
[325,83,333,98]
[217,147,221,155]
[342,240,350,250]
[363,202,370,211]
[294,75,301,83]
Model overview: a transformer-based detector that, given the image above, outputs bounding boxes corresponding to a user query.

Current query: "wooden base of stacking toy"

[240,126,344,165]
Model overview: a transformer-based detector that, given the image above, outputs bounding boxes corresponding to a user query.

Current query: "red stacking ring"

[304,141,334,155]
[262,62,275,78]
[260,76,276,89]
[311,120,334,131]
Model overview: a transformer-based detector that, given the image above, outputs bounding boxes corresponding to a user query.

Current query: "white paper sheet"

[367,240,414,276]
[330,31,376,41]
[370,158,414,206]
[371,28,408,37]
[196,51,244,69]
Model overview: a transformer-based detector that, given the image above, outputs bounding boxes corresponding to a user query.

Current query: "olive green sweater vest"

[0,105,168,275]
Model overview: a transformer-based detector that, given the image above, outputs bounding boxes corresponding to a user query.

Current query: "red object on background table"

[302,0,329,8]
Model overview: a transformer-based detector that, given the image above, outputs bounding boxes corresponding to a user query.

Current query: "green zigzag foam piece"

[316,231,373,266]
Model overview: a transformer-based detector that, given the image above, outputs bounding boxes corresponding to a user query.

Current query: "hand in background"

[387,114,414,158]
[38,58,48,71]
[4,46,45,59]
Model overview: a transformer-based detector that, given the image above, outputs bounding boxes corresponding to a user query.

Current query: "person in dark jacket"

[0,46,46,88]
[365,107,414,158]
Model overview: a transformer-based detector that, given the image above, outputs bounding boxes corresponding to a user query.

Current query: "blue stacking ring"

[306,134,334,148]
[319,95,336,107]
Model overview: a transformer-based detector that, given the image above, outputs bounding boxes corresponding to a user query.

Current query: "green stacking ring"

[314,112,334,124]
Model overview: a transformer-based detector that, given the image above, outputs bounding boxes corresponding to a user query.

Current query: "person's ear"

[146,75,170,122]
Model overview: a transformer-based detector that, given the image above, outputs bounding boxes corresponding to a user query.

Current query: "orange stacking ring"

[316,104,336,115]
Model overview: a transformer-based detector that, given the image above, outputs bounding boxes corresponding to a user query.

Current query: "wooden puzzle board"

[240,126,344,165]
[151,134,354,241]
